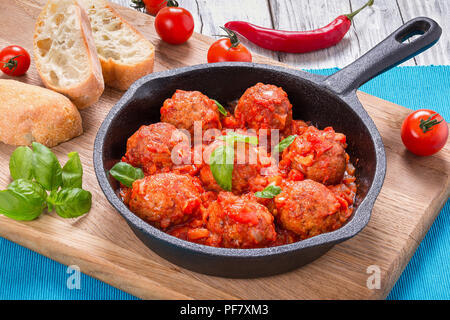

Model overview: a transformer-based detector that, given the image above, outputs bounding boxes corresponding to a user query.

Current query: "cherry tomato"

[401,109,448,156]
[131,0,166,15]
[208,27,252,63]
[143,0,167,15]
[154,1,194,45]
[0,45,30,76]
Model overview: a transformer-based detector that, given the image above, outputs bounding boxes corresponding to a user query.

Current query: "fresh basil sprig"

[0,180,47,221]
[210,133,258,191]
[109,162,145,188]
[0,143,92,221]
[210,145,234,191]
[9,146,33,180]
[47,188,92,218]
[273,135,297,154]
[213,99,228,116]
[217,132,258,145]
[32,142,62,191]
[255,185,282,199]
[62,152,83,189]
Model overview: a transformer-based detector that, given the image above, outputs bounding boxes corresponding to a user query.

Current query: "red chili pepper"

[224,0,374,53]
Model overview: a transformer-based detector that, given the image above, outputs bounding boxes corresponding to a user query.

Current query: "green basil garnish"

[62,152,83,189]
[213,99,228,116]
[273,135,297,154]
[0,180,47,221]
[217,132,258,145]
[255,185,282,199]
[210,133,259,191]
[210,145,234,191]
[32,142,62,191]
[48,188,92,218]
[109,162,145,188]
[9,146,33,180]
[0,143,92,221]
[8,179,47,202]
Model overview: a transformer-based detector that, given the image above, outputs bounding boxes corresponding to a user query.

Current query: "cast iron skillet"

[94,17,441,277]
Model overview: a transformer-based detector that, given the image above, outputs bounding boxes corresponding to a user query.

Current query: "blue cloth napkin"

[0,66,448,300]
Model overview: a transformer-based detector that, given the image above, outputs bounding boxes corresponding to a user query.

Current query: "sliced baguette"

[33,0,104,109]
[79,0,155,90]
[0,80,83,147]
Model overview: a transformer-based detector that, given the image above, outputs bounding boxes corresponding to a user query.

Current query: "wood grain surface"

[113,0,450,68]
[0,0,449,300]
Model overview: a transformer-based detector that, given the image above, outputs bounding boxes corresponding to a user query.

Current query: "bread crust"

[0,80,83,147]
[81,0,155,91]
[33,0,104,109]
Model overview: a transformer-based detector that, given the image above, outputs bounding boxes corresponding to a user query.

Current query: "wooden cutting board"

[0,0,449,300]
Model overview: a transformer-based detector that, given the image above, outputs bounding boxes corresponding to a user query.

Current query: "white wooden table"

[112,0,449,68]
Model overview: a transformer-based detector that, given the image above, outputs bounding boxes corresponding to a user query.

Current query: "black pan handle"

[323,17,441,95]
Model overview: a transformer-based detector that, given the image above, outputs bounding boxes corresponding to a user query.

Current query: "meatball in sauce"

[126,173,203,229]
[206,192,277,248]
[123,122,189,175]
[235,83,292,133]
[280,126,347,185]
[161,90,222,137]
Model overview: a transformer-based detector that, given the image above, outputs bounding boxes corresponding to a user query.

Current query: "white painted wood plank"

[109,0,279,61]
[397,0,450,66]
[350,0,415,66]
[179,0,279,61]
[111,0,131,8]
[268,0,367,69]
[108,0,448,67]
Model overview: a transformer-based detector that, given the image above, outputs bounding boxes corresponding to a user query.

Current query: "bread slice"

[78,0,155,90]
[0,80,83,147]
[33,0,104,109]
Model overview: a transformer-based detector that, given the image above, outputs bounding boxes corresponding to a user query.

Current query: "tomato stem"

[419,113,443,133]
[166,0,178,7]
[214,27,240,49]
[130,0,145,12]
[0,55,21,72]
[345,0,374,21]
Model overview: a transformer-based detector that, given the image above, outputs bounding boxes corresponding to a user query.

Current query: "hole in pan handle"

[323,17,442,95]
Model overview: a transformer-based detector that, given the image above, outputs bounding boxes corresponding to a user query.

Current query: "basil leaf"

[9,146,33,180]
[217,132,258,145]
[109,162,144,188]
[32,142,62,191]
[210,145,234,191]
[213,99,227,116]
[255,185,282,199]
[51,188,92,218]
[273,135,297,154]
[8,179,47,201]
[62,152,83,188]
[0,180,47,220]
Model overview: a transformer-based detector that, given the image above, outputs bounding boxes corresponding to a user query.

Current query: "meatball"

[127,173,203,229]
[160,90,222,137]
[206,192,276,248]
[123,122,189,175]
[234,83,292,133]
[199,138,277,194]
[304,143,346,185]
[281,126,346,185]
[274,180,350,239]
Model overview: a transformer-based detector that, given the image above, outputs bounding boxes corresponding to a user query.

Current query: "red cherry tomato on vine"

[401,109,448,156]
[143,0,167,15]
[208,27,252,63]
[131,0,166,16]
[155,0,194,45]
[0,45,30,76]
